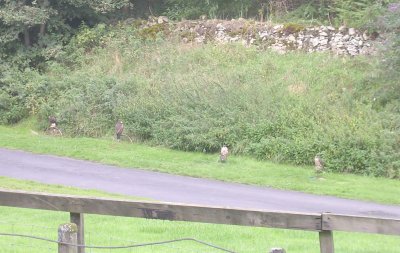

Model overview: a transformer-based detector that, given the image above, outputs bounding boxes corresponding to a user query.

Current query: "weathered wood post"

[319,230,334,253]
[58,223,78,253]
[70,213,85,253]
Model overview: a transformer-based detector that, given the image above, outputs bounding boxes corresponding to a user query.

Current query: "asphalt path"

[0,148,399,219]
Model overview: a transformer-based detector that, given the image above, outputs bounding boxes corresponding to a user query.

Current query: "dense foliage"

[372,2,400,112]
[0,1,399,178]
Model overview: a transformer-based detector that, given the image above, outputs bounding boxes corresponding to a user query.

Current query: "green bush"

[0,67,44,124]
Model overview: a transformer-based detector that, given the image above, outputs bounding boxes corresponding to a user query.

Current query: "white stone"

[351,39,359,46]
[312,38,320,47]
[259,31,269,38]
[288,34,296,42]
[348,28,356,36]
[320,31,328,37]
[157,16,169,24]
[216,23,225,31]
[320,39,328,46]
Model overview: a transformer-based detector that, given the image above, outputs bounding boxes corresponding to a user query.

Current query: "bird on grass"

[219,145,229,163]
[48,116,57,128]
[314,154,324,178]
[115,120,124,141]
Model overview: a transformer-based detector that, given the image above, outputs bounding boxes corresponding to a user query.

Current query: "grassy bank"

[1,120,399,205]
[3,27,399,177]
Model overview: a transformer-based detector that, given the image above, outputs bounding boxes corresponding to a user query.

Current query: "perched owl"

[314,154,324,175]
[219,145,229,162]
[48,116,57,128]
[115,120,124,141]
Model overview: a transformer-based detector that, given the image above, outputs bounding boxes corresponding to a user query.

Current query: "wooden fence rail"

[0,189,399,253]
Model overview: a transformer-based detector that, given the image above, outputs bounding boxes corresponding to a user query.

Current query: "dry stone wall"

[132,17,381,56]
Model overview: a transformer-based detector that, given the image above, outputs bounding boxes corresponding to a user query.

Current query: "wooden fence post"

[58,223,78,253]
[70,213,85,253]
[319,230,334,253]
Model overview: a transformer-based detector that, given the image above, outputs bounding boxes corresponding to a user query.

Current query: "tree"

[0,0,52,47]
[0,0,130,49]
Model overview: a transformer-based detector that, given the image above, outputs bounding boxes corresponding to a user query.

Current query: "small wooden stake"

[58,223,78,253]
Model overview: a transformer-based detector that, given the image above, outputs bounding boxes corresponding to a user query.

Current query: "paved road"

[0,148,399,218]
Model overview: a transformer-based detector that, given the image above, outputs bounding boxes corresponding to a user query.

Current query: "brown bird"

[115,120,124,141]
[48,116,57,128]
[314,154,324,176]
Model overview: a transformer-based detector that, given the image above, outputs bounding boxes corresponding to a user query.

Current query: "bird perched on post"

[219,145,229,163]
[314,154,324,177]
[115,120,124,141]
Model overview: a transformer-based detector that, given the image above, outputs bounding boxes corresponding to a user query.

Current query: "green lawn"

[0,176,147,200]
[1,120,400,205]
[0,179,399,253]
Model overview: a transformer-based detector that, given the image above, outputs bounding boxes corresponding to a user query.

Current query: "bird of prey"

[219,145,229,162]
[314,154,324,176]
[115,120,124,141]
[48,116,57,128]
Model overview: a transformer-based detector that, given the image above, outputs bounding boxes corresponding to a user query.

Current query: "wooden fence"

[0,189,399,253]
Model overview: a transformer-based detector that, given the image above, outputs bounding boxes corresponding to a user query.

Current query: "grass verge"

[0,176,147,200]
[0,120,399,205]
